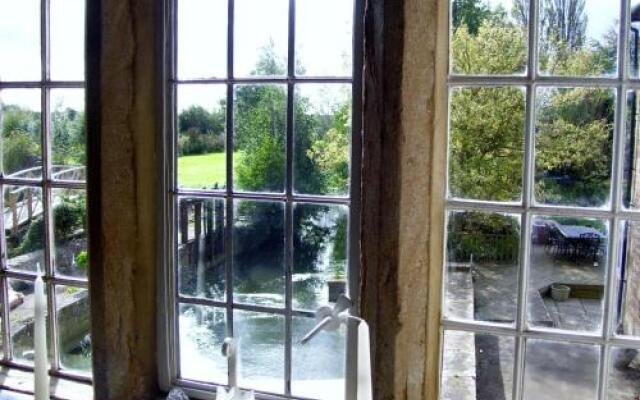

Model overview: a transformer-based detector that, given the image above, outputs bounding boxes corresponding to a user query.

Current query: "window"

[441,0,640,399]
[161,0,362,398]
[0,0,91,382]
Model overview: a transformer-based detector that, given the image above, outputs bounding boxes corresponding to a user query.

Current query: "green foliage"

[451,21,527,74]
[75,251,89,271]
[452,0,493,34]
[449,86,525,201]
[447,212,520,263]
[331,215,347,279]
[3,131,40,173]
[178,105,225,156]
[18,195,86,255]
[535,88,614,206]
[51,107,85,165]
[308,104,351,194]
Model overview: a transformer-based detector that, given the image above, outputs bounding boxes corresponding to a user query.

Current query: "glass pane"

[534,87,614,207]
[0,0,40,81]
[538,0,618,77]
[9,278,50,364]
[294,84,351,196]
[179,304,228,384]
[292,316,346,400]
[233,200,285,307]
[624,90,640,210]
[5,186,44,273]
[448,86,525,202]
[522,339,599,400]
[295,0,353,77]
[631,1,640,78]
[50,0,85,81]
[177,84,227,190]
[178,197,226,301]
[528,216,608,333]
[0,89,42,178]
[450,0,528,75]
[293,203,348,311]
[614,220,640,338]
[607,346,640,399]
[177,0,227,80]
[233,84,286,193]
[51,89,85,179]
[234,0,288,77]
[56,285,91,373]
[441,331,515,400]
[444,211,520,324]
[52,188,87,278]
[234,310,284,394]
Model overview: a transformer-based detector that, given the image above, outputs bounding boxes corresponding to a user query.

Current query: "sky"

[0,0,634,112]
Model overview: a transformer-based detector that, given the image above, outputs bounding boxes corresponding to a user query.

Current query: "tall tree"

[542,0,587,51]
[452,0,492,34]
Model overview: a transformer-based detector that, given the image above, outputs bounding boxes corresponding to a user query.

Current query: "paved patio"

[445,243,640,400]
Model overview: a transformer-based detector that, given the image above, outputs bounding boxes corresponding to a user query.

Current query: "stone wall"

[623,221,640,336]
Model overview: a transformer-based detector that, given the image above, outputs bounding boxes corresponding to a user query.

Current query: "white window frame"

[0,0,90,384]
[158,1,364,398]
[440,0,640,399]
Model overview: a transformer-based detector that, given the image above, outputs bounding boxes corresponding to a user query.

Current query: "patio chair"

[578,233,601,262]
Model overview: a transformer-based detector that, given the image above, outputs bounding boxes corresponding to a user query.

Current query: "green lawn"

[178,152,241,189]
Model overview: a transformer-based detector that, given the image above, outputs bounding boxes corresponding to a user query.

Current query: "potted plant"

[551,283,571,301]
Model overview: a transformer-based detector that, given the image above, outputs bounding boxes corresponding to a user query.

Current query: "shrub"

[178,129,224,156]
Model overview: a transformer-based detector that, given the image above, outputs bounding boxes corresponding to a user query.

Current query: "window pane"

[630,2,640,78]
[292,316,346,400]
[0,0,40,81]
[5,186,44,273]
[56,285,91,374]
[293,203,348,311]
[233,84,286,193]
[53,188,87,278]
[234,0,288,77]
[444,211,520,325]
[441,331,515,400]
[177,84,227,190]
[614,220,640,339]
[0,89,42,178]
[177,0,227,80]
[534,87,614,208]
[607,346,640,399]
[179,303,228,384]
[448,86,525,202]
[528,216,608,333]
[234,310,285,394]
[9,278,50,364]
[624,90,640,210]
[538,0,618,77]
[51,89,85,180]
[522,339,599,400]
[294,84,351,196]
[50,0,85,81]
[177,197,226,301]
[233,200,285,307]
[295,0,353,77]
[450,0,528,75]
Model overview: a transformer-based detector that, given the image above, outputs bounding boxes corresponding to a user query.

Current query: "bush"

[178,129,224,156]
[75,251,88,271]
[447,211,520,263]
[3,131,40,173]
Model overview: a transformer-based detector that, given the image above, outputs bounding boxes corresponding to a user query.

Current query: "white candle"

[34,263,49,399]
[357,321,372,400]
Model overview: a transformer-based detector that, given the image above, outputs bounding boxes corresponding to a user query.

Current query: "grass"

[178,152,241,189]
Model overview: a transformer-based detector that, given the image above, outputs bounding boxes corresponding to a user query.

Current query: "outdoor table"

[556,225,604,240]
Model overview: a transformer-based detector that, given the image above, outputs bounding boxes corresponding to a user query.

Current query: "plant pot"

[328,280,346,302]
[551,283,571,302]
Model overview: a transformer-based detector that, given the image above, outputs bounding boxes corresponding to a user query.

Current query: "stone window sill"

[0,367,92,400]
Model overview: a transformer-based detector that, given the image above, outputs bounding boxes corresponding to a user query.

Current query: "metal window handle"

[300,294,360,345]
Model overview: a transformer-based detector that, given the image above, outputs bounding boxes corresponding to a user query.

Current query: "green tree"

[452,0,492,34]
